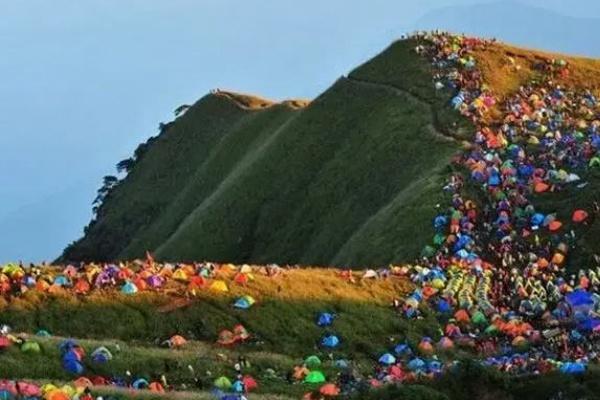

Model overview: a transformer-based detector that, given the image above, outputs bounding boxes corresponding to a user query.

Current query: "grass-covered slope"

[62,37,600,267]
[61,39,462,266]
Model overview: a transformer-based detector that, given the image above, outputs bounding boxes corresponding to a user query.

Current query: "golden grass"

[196,267,411,305]
[0,267,412,315]
[214,90,310,110]
[473,42,600,101]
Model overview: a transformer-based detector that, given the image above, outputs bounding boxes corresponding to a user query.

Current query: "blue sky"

[2,0,600,262]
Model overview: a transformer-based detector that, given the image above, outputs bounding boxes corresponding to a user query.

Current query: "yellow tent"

[173,269,189,281]
[210,280,229,292]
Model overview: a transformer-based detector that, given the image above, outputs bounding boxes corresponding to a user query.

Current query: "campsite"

[5,2,600,399]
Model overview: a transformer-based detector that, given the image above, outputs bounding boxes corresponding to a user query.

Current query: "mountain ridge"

[60,35,600,268]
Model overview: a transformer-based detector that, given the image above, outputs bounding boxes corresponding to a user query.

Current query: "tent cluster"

[296,312,346,399]
[212,374,258,397]
[394,30,600,378]
[217,325,250,346]
[0,259,285,299]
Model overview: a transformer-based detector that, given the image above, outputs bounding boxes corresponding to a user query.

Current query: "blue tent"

[121,281,138,295]
[335,359,349,369]
[53,276,70,286]
[456,249,470,259]
[317,312,335,327]
[378,353,396,365]
[63,359,84,375]
[221,395,243,400]
[23,276,36,287]
[62,349,81,363]
[407,358,426,371]
[578,318,600,332]
[453,235,472,252]
[560,362,586,374]
[321,335,340,348]
[58,339,78,355]
[132,378,149,389]
[566,290,594,308]
[437,299,452,314]
[234,298,252,309]
[231,380,244,393]
[92,352,110,364]
[531,213,545,227]
[518,164,534,178]
[433,215,448,230]
[471,170,485,182]
[0,390,15,400]
[451,93,465,108]
[488,174,501,187]
[428,360,442,372]
[394,343,412,356]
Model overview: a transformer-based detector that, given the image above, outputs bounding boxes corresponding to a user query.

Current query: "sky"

[2,0,600,263]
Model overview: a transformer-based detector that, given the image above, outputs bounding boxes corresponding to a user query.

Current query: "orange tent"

[320,383,340,396]
[454,309,470,324]
[537,258,549,269]
[551,253,565,265]
[118,268,134,280]
[73,377,93,388]
[170,335,187,347]
[217,330,236,346]
[548,220,562,232]
[234,273,249,285]
[35,280,50,292]
[572,209,589,223]
[189,276,206,287]
[149,382,165,393]
[422,286,438,299]
[133,277,148,291]
[418,340,434,355]
[293,366,309,380]
[47,391,70,400]
[74,279,91,295]
[534,182,550,193]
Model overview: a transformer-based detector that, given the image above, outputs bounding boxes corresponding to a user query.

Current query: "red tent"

[242,375,258,391]
[572,209,589,223]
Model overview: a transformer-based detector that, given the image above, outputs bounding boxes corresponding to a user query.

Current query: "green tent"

[305,355,322,369]
[484,324,499,336]
[214,376,232,390]
[21,341,41,354]
[304,370,326,384]
[433,233,446,246]
[471,310,488,327]
[421,246,436,258]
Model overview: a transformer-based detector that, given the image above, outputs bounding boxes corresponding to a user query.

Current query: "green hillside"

[60,39,464,265]
[61,37,600,268]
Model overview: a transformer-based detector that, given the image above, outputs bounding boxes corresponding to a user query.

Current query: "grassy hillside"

[0,271,420,399]
[61,36,600,268]
[60,39,462,266]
